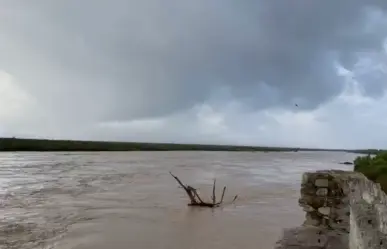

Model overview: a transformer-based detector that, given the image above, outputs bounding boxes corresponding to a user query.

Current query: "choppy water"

[0,151,357,249]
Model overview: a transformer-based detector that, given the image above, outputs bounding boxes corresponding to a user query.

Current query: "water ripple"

[0,151,357,249]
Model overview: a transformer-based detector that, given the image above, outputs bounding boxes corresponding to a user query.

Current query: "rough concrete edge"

[350,199,387,249]
[275,170,387,249]
[348,174,387,249]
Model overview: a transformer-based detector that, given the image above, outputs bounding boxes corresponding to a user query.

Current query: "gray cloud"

[1,0,387,124]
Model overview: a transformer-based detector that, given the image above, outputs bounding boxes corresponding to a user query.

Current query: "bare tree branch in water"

[169,172,238,208]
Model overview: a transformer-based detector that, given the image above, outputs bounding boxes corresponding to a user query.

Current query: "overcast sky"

[1,1,387,149]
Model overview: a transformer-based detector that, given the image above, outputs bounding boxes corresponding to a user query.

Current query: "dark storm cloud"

[1,0,387,121]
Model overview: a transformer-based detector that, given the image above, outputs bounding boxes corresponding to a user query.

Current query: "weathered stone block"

[301,184,318,196]
[302,173,309,184]
[304,212,322,227]
[329,207,350,223]
[300,195,345,209]
[316,188,328,196]
[315,178,329,187]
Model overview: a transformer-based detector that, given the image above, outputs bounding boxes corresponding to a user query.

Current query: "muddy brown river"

[0,151,357,249]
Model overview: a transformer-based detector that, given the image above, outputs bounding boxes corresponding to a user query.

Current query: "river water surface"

[0,151,357,249]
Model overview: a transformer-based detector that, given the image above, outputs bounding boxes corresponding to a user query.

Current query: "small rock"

[316,188,328,196]
[318,207,331,216]
[315,178,329,187]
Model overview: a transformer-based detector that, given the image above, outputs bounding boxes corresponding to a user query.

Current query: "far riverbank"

[0,137,381,153]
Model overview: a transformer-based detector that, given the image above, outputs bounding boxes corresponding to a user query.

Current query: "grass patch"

[354,152,387,193]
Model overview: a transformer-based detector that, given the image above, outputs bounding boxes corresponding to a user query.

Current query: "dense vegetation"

[0,137,300,152]
[354,152,387,193]
[0,137,382,154]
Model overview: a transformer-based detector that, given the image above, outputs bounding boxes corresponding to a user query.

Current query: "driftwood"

[169,172,238,208]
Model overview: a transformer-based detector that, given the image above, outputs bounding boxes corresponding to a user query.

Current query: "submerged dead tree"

[169,172,238,208]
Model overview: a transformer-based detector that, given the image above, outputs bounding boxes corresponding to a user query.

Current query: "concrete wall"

[348,172,387,249]
[275,170,387,249]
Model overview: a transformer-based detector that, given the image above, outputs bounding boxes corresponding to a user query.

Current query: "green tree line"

[0,137,297,152]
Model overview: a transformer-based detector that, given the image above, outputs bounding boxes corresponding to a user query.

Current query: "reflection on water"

[0,151,357,249]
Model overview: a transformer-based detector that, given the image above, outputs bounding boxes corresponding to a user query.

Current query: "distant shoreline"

[0,137,381,153]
